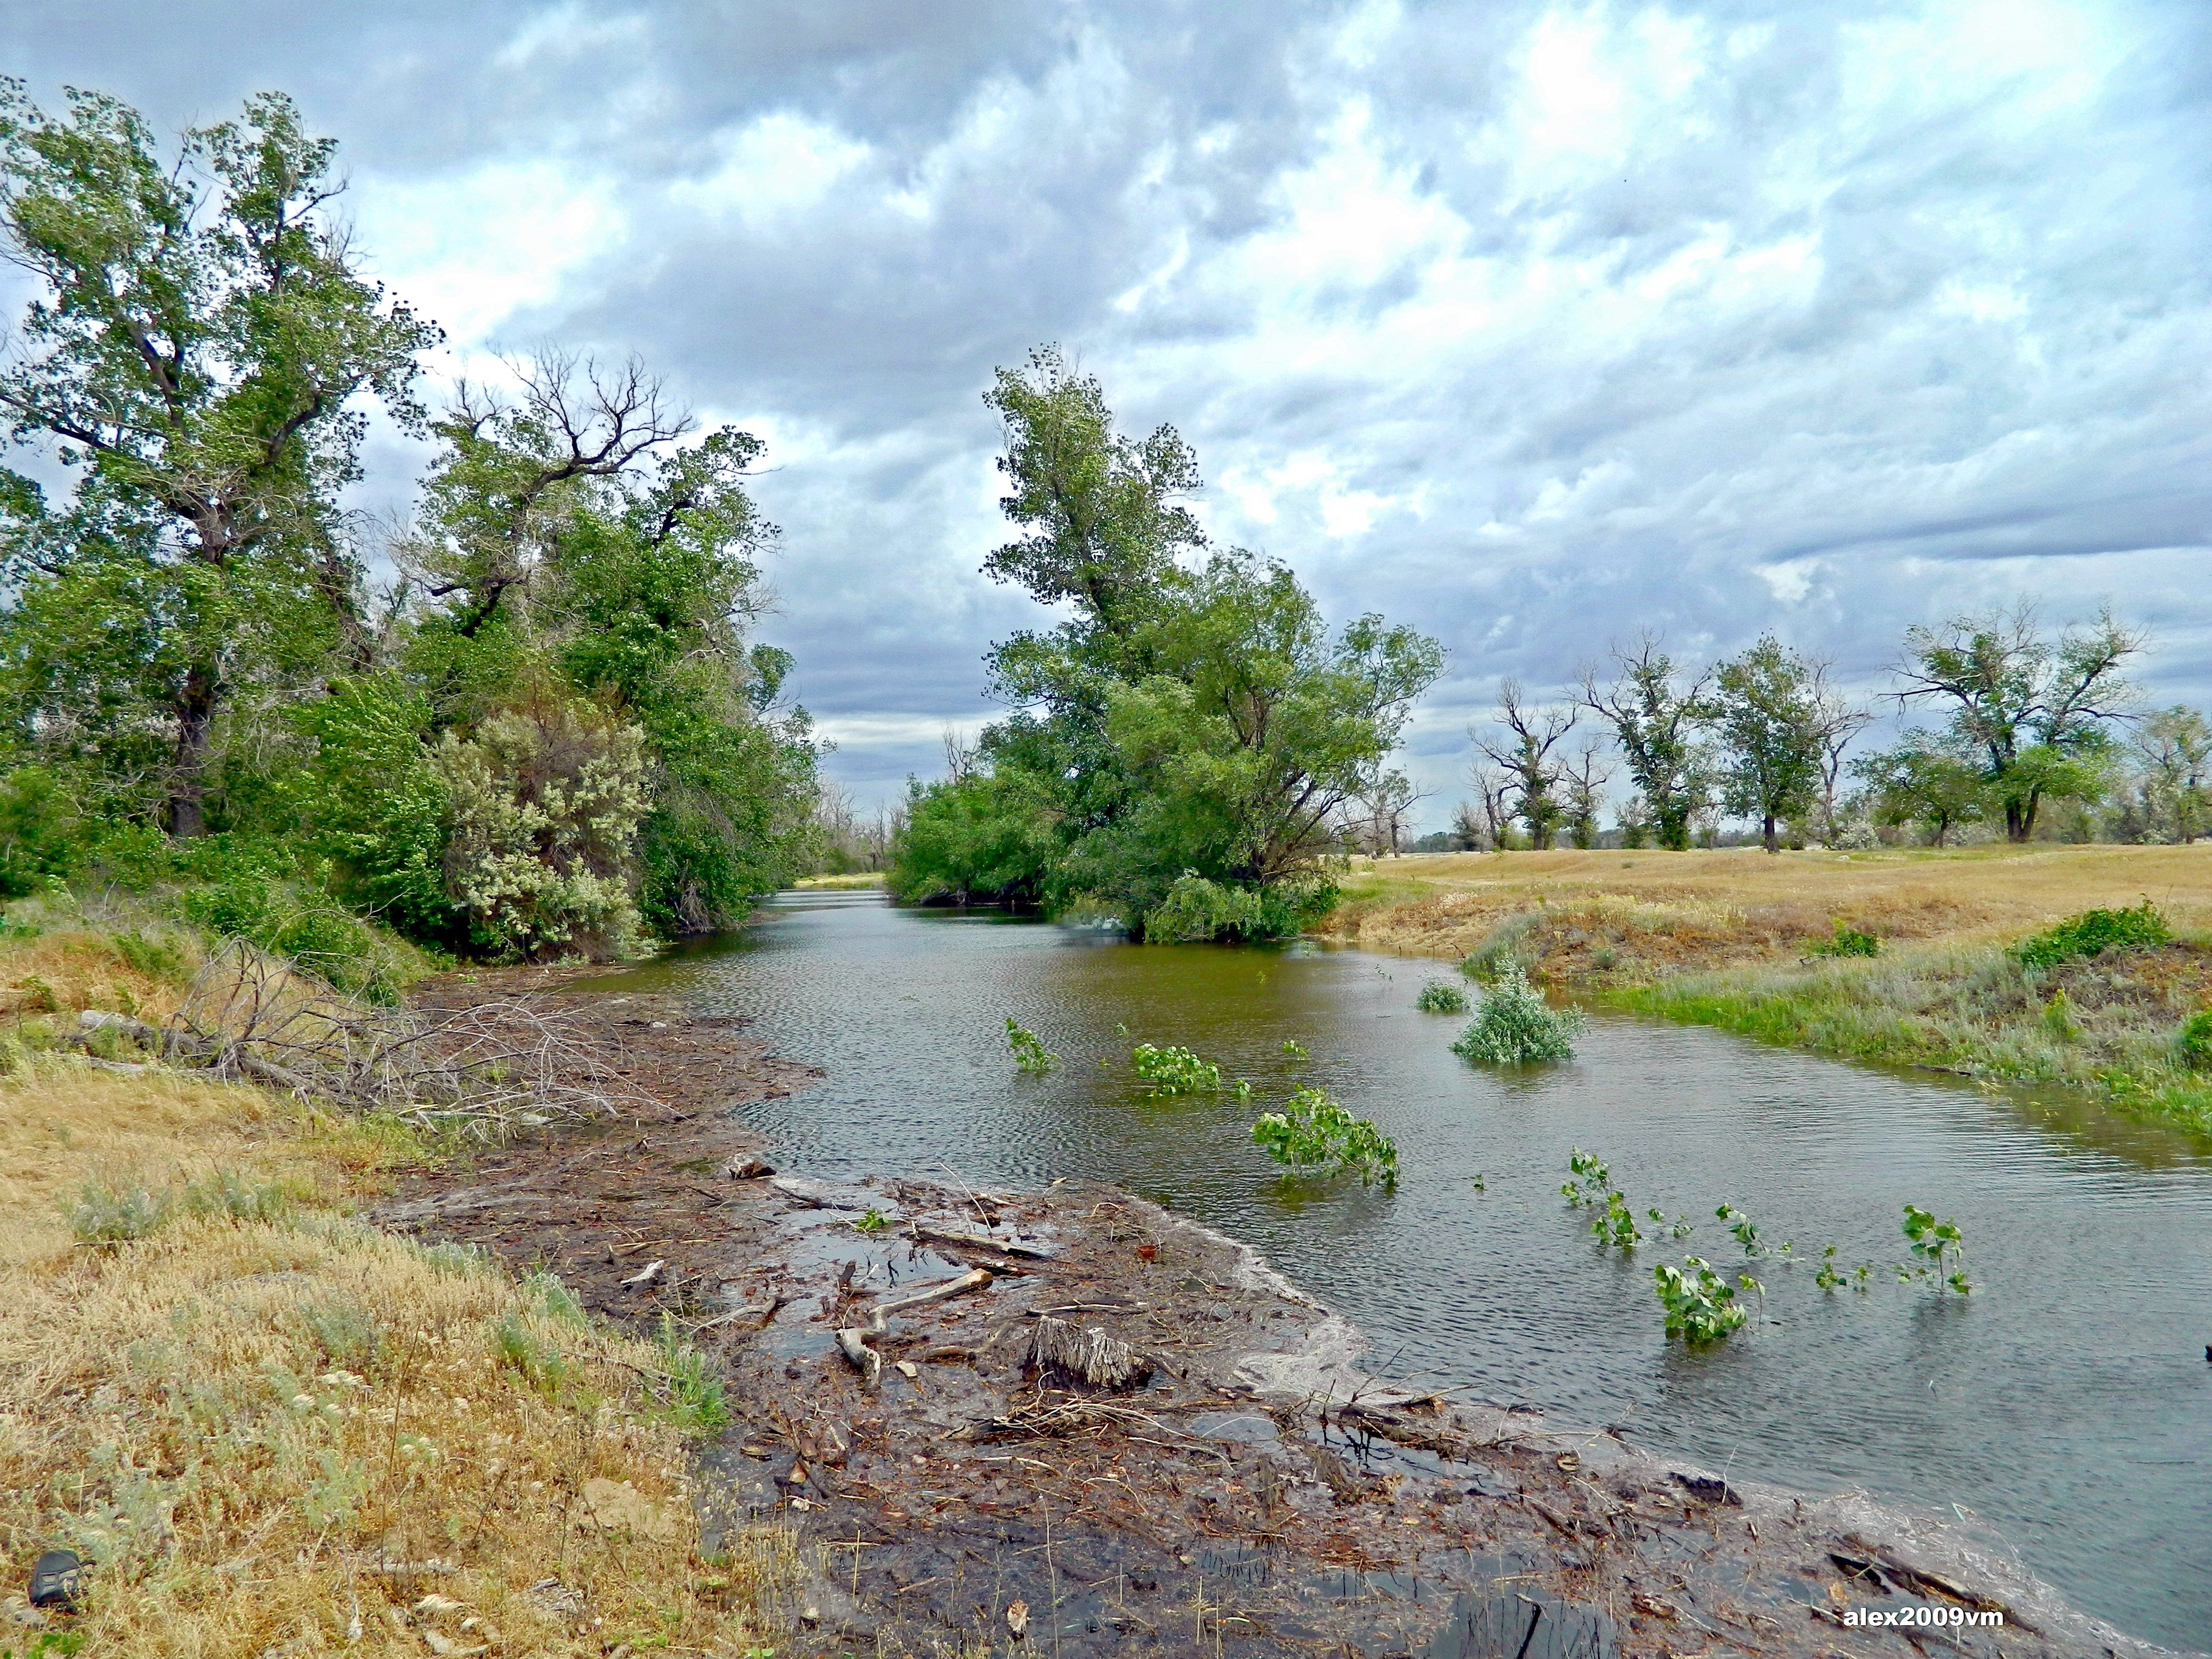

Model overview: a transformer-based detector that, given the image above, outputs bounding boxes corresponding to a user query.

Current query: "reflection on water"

[595,891,2212,1650]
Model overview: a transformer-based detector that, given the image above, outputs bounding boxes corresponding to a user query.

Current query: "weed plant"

[1899,1204,1970,1294]
[1251,1086,1398,1188]
[1811,920,1880,958]
[1453,963,1585,1064]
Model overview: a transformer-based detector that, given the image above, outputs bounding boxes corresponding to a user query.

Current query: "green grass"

[1610,940,2212,1136]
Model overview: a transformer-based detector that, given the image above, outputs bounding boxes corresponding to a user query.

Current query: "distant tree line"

[1440,603,2189,855]
[0,84,821,962]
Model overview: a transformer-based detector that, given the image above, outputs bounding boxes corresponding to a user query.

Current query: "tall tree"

[1473,681,1576,849]
[1579,636,1711,851]
[0,84,438,834]
[2133,706,2212,844]
[1892,603,2139,842]
[1561,743,1612,850]
[1710,636,1854,854]
[1852,733,1988,847]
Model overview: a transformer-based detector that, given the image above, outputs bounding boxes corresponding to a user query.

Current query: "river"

[596,889,2212,1651]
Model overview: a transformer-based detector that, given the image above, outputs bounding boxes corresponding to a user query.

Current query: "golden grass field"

[0,927,800,1653]
[1320,842,2212,977]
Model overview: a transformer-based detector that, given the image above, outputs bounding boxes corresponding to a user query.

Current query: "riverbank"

[0,945,2190,1655]
[1320,844,2212,1134]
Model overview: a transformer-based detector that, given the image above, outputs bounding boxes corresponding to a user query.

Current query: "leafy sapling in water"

[1561,1147,1611,1207]
[1714,1203,1786,1258]
[1653,1257,1748,1344]
[1415,980,1469,1014]
[1006,1017,1057,1074]
[1899,1204,1970,1294]
[1131,1043,1223,1095]
[1251,1086,1398,1189]
[1648,1207,1693,1240]
[1281,1038,1308,1060]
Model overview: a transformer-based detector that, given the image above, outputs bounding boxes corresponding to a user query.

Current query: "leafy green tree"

[1711,636,1855,854]
[0,84,439,834]
[1892,603,2138,842]
[896,353,1442,938]
[1852,733,1989,846]
[394,356,820,933]
[1579,636,1711,850]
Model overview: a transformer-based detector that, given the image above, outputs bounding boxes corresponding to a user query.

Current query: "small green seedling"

[853,1207,890,1235]
[1281,1038,1308,1060]
[1592,1189,1642,1251]
[1900,1204,1970,1295]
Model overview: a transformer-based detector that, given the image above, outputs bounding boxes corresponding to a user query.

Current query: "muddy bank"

[381,983,2178,1658]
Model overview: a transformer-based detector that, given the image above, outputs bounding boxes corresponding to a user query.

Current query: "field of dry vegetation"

[0,921,796,1654]
[1320,843,2212,1132]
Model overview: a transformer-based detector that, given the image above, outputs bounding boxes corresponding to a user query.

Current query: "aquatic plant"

[1251,1086,1398,1188]
[1647,1206,1693,1240]
[1811,920,1880,958]
[1715,1203,1762,1256]
[1653,1257,1748,1343]
[1415,980,1469,1014]
[1560,1147,1611,1207]
[1899,1204,1970,1295]
[1281,1037,1308,1060]
[853,1206,890,1235]
[1452,963,1585,1065]
[1131,1043,1222,1094]
[2013,901,2168,971]
[1593,1189,1642,1251]
[1006,1016,1057,1074]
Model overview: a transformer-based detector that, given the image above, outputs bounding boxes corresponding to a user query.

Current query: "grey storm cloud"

[5,0,2210,823]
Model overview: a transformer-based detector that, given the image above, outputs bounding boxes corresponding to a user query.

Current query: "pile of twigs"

[119,941,665,1135]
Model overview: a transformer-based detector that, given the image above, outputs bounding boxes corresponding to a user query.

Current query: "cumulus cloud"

[3,0,2208,822]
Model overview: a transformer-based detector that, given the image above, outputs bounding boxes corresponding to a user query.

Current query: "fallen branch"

[908,1220,1053,1260]
[860,1267,993,1334]
[835,1327,883,1390]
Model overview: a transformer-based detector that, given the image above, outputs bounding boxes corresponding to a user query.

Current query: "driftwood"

[1026,1315,1149,1390]
[94,941,669,1136]
[835,1326,883,1390]
[908,1220,1053,1260]
[859,1267,993,1335]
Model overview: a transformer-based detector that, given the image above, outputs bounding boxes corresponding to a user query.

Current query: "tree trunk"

[1762,813,1779,854]
[166,664,219,838]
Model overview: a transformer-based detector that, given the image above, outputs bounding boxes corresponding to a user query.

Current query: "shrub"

[1452,963,1586,1065]
[438,701,649,961]
[1811,920,1880,958]
[1461,912,1538,980]
[1415,980,1468,1014]
[2013,901,2169,971]
[1140,870,1332,944]
[112,930,189,983]
[1131,1042,1222,1094]
[174,860,412,1003]
[1251,1086,1398,1188]
[0,766,79,897]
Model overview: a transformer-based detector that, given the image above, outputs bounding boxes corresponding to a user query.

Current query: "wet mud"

[382,981,2180,1659]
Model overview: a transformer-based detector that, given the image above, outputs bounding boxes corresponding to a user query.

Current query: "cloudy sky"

[6,1,2210,827]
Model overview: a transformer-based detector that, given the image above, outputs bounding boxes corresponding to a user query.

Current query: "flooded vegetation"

[598,889,2212,1651]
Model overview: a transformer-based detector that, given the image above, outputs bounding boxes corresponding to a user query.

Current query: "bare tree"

[1464,764,1518,850]
[1473,681,1578,849]
[1345,769,1425,856]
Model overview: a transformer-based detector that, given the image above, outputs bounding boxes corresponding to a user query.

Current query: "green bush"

[2013,902,2169,971]
[175,861,412,1003]
[2176,1009,2212,1072]
[1415,980,1469,1014]
[1452,963,1586,1065]
[1131,1042,1222,1094]
[0,766,79,897]
[1811,920,1880,958]
[1252,1085,1398,1188]
[1140,869,1332,944]
[1653,1257,1748,1343]
[1006,1017,1057,1073]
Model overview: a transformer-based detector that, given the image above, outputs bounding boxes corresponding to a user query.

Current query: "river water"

[599,890,2212,1650]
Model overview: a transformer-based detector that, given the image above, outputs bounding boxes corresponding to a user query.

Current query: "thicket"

[0,86,819,973]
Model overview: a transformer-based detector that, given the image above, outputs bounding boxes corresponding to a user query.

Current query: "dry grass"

[1320,843,2212,982]
[0,1059,798,1654]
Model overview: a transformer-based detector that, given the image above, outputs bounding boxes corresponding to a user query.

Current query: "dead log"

[861,1267,992,1334]
[909,1221,1053,1260]
[1025,1315,1149,1389]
